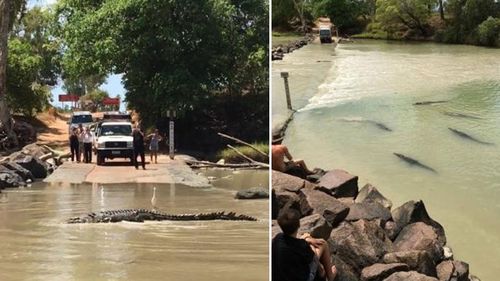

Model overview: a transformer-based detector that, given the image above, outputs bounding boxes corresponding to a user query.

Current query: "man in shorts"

[272,209,337,281]
[272,134,314,176]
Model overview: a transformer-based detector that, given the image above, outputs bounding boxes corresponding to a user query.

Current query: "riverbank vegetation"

[0,0,268,153]
[218,142,269,163]
[272,0,500,47]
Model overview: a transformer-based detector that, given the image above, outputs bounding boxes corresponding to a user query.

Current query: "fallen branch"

[218,132,268,158]
[226,144,269,168]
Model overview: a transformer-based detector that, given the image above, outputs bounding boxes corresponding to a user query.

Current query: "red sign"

[102,97,120,105]
[58,94,79,102]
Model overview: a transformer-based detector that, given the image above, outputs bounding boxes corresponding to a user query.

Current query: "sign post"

[280,72,292,110]
[167,109,176,160]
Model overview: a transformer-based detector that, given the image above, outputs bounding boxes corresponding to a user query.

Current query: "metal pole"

[281,72,292,110]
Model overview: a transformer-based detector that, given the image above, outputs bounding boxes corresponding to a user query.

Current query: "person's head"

[154,129,159,134]
[277,209,301,236]
[78,124,83,129]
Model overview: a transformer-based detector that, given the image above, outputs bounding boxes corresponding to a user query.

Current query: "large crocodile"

[67,209,257,223]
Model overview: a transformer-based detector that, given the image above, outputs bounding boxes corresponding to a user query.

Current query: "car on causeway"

[68,111,93,133]
[94,121,134,165]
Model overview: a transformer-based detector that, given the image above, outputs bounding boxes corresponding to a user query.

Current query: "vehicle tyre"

[97,152,104,165]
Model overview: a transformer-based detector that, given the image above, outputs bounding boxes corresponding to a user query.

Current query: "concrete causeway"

[44,154,211,187]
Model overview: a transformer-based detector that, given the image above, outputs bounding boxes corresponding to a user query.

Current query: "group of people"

[272,134,337,281]
[69,124,94,163]
[68,124,164,168]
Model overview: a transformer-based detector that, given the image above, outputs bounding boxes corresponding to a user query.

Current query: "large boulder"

[275,190,309,217]
[318,169,359,198]
[329,220,393,275]
[0,170,25,188]
[361,263,409,281]
[436,260,469,281]
[345,202,392,224]
[391,201,445,245]
[355,184,393,210]
[2,162,34,181]
[297,214,333,240]
[383,250,436,277]
[393,222,444,263]
[383,271,439,281]
[299,188,349,227]
[234,187,269,199]
[332,254,360,281]
[20,143,50,159]
[11,154,48,179]
[272,170,307,193]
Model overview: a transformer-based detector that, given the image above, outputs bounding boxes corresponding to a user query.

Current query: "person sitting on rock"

[272,209,337,281]
[272,135,314,178]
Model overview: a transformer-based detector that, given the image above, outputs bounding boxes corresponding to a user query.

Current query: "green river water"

[272,40,500,280]
[0,170,268,281]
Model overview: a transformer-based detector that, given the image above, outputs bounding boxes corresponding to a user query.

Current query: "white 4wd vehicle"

[68,111,93,133]
[94,121,134,165]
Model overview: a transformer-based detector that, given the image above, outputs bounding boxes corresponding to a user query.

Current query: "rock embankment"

[272,34,315,61]
[272,170,481,281]
[0,144,63,190]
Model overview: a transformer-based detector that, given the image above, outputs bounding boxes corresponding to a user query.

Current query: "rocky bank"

[272,34,315,61]
[272,169,481,281]
[0,144,63,190]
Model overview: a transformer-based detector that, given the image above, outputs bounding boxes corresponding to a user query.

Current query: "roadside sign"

[102,97,120,105]
[169,120,174,159]
[58,94,79,102]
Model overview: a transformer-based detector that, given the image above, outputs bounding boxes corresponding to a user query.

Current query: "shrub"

[217,143,269,164]
[477,17,500,46]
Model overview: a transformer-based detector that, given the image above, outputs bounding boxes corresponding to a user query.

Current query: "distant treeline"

[272,0,500,47]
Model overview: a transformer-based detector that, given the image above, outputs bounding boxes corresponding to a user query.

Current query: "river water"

[272,40,500,280]
[0,170,268,281]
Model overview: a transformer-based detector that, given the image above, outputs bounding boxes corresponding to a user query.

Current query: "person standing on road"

[132,125,146,169]
[148,129,162,164]
[82,127,94,163]
[69,128,80,162]
[78,124,84,162]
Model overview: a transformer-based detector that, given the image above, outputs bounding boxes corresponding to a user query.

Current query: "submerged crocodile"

[67,209,257,223]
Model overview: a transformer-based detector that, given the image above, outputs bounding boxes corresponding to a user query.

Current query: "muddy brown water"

[0,169,268,281]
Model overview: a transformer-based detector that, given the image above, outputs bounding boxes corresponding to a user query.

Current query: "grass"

[217,142,269,164]
[272,31,305,47]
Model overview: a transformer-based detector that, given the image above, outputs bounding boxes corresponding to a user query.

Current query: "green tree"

[312,0,371,33]
[477,16,500,46]
[376,0,435,37]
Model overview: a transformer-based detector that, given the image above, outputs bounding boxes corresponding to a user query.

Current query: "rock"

[442,246,453,260]
[394,222,443,263]
[299,188,349,227]
[275,190,308,217]
[391,200,446,245]
[469,275,481,281]
[329,220,393,275]
[384,221,398,240]
[436,260,469,281]
[20,143,50,159]
[272,220,282,238]
[272,170,307,193]
[345,202,392,224]
[12,154,48,179]
[234,187,269,199]
[318,169,359,198]
[356,184,393,210]
[361,263,409,281]
[332,254,360,281]
[297,214,333,240]
[0,170,25,188]
[383,271,439,281]
[272,189,279,219]
[383,250,436,277]
[2,162,34,181]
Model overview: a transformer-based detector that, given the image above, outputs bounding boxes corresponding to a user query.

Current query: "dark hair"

[277,209,301,235]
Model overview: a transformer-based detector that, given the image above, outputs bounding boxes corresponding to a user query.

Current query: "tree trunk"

[438,0,445,21]
[291,0,306,34]
[0,0,18,147]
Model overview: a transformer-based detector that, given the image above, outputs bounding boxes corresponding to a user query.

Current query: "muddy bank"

[272,170,482,281]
